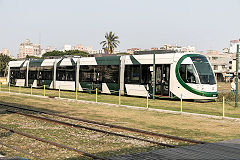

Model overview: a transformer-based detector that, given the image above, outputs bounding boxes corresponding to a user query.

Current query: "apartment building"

[161,44,195,52]
[204,52,235,82]
[17,39,41,59]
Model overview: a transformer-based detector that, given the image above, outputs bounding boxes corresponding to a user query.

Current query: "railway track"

[0,102,205,144]
[0,141,42,160]
[0,102,206,159]
[0,125,106,160]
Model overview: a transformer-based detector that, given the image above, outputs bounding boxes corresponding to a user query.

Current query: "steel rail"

[0,141,42,160]
[0,102,205,144]
[0,125,106,160]
[6,110,175,148]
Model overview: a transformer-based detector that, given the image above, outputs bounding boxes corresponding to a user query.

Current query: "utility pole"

[153,51,156,100]
[235,44,239,108]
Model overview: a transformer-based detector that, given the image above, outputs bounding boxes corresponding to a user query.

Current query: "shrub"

[217,92,237,102]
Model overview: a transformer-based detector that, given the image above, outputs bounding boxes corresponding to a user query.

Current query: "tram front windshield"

[191,56,216,85]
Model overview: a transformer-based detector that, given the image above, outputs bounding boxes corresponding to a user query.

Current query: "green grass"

[1,84,240,119]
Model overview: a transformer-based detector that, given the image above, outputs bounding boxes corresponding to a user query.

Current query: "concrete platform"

[111,139,240,160]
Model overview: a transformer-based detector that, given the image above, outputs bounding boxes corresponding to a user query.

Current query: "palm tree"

[100,31,120,54]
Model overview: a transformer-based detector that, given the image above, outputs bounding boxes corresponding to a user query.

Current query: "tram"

[7,53,218,100]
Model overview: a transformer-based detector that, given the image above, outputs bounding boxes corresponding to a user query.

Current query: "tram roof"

[8,60,28,67]
[9,52,200,68]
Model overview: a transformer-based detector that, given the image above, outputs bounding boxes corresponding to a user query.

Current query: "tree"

[0,54,12,77]
[100,31,120,54]
[26,55,41,59]
[42,50,88,58]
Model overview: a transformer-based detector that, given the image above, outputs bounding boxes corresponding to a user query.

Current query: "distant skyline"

[0,0,240,57]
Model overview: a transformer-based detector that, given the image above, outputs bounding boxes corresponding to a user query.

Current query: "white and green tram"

[7,53,218,100]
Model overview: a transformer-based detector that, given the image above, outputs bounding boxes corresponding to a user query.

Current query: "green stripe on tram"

[175,54,218,98]
[130,56,140,65]
[29,59,44,67]
[28,79,34,86]
[42,80,52,87]
[57,59,64,67]
[70,58,76,66]
[106,83,119,94]
[20,60,26,68]
[95,56,121,65]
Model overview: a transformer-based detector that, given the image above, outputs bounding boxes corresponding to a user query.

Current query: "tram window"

[125,65,140,84]
[11,68,26,79]
[80,66,104,82]
[191,56,216,85]
[57,66,75,81]
[10,68,24,79]
[102,65,119,83]
[42,70,53,80]
[141,65,152,84]
[179,64,199,84]
[29,71,38,79]
[80,66,95,82]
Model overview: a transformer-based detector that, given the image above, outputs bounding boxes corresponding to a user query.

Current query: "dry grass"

[217,82,231,92]
[1,92,240,159]
[1,84,240,118]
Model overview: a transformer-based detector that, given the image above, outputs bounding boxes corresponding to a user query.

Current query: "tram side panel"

[27,59,56,89]
[169,61,195,99]
[101,65,119,95]
[56,66,76,91]
[28,67,54,88]
[123,54,174,98]
[8,60,29,87]
[124,65,149,97]
[79,65,119,94]
[9,67,26,87]
[78,57,120,94]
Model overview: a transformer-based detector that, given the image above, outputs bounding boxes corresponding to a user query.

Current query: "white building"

[41,46,56,57]
[63,45,72,51]
[62,44,105,54]
[229,39,240,53]
[127,48,141,54]
[18,39,41,59]
[203,52,234,82]
[181,46,195,52]
[75,44,105,54]
[75,44,84,51]
[222,48,229,54]
[88,49,105,54]
[162,44,195,52]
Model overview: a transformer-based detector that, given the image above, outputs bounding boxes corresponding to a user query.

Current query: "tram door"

[93,67,102,91]
[155,64,170,96]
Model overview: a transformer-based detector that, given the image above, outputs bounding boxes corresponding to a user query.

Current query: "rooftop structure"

[203,52,234,82]
[161,44,195,52]
[127,48,141,54]
[230,39,240,53]
[134,50,176,55]
[17,39,41,59]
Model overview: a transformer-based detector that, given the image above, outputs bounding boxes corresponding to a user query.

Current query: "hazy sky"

[0,0,240,57]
